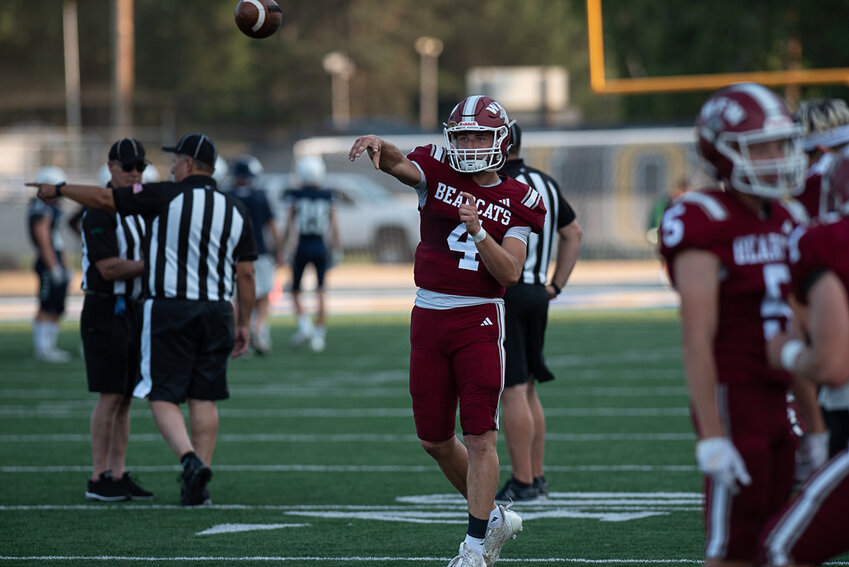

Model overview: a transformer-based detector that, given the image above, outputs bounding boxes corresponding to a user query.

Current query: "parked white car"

[257,172,421,263]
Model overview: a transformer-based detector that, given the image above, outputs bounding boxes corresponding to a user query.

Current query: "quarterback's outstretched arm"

[348,135,422,187]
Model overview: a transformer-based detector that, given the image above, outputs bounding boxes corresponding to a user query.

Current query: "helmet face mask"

[443,95,513,173]
[717,125,806,198]
[697,83,806,199]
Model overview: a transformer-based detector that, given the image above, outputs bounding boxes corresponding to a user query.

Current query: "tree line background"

[0,0,847,141]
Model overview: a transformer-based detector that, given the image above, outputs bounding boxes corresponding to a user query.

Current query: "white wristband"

[471,227,487,243]
[780,339,805,372]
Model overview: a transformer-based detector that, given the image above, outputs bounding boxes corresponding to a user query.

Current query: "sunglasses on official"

[118,161,147,173]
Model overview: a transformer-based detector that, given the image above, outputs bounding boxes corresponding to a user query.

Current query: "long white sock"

[45,322,60,350]
[33,322,48,354]
[298,315,313,333]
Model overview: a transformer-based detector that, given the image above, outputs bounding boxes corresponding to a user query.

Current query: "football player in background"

[659,83,822,566]
[228,157,282,355]
[792,98,849,459]
[759,146,849,567]
[349,95,546,567]
[28,166,72,363]
[280,155,340,353]
[794,98,849,216]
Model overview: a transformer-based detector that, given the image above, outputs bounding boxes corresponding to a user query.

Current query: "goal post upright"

[586,0,849,95]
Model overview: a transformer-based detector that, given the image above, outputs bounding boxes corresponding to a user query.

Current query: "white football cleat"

[482,505,523,566]
[36,348,71,364]
[447,542,485,567]
[252,327,272,355]
[309,334,325,352]
[290,317,314,348]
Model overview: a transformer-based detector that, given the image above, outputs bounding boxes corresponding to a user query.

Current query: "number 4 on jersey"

[447,222,480,271]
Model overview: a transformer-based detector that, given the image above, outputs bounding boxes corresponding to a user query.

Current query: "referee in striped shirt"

[496,123,583,502]
[31,132,257,506]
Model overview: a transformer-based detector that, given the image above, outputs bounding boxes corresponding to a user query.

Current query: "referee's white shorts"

[253,254,275,297]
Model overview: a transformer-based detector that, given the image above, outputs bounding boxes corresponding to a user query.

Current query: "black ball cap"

[108,138,146,164]
[162,133,217,168]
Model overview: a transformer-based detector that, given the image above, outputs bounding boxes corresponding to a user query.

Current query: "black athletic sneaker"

[120,471,155,501]
[180,454,212,506]
[533,475,550,499]
[85,471,130,502]
[495,477,538,502]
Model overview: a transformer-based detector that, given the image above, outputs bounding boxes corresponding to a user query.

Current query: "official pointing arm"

[29,182,116,212]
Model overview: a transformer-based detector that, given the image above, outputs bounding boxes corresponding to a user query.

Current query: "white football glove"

[696,437,752,493]
[49,264,67,286]
[795,431,830,484]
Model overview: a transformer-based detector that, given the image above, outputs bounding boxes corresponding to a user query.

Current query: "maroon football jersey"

[407,144,546,298]
[789,214,849,305]
[660,188,804,385]
[796,152,835,220]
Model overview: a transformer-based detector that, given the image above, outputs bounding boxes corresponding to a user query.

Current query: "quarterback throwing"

[349,95,545,567]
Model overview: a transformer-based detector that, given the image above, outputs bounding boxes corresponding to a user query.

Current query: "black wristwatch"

[54,181,66,196]
[550,282,562,296]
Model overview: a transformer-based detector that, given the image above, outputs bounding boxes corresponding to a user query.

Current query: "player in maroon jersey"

[793,98,849,220]
[760,147,849,566]
[659,83,819,566]
[349,95,545,567]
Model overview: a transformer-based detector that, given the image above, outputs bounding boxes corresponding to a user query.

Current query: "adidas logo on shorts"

[480,317,493,326]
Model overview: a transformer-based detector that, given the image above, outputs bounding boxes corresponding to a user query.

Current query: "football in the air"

[234,0,283,39]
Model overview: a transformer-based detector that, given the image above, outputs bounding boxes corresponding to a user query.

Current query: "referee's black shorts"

[80,294,140,395]
[134,298,234,403]
[503,283,555,388]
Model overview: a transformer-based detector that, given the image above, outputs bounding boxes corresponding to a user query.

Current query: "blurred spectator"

[646,177,689,246]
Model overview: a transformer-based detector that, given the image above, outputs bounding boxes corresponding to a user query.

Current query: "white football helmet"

[142,164,160,183]
[97,164,111,187]
[443,95,514,173]
[239,154,264,176]
[212,156,229,184]
[34,166,67,185]
[296,155,327,187]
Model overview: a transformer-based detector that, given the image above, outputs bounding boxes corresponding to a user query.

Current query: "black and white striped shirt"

[80,206,145,299]
[112,175,257,301]
[502,158,577,285]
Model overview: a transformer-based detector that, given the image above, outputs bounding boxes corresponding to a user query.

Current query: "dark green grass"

[0,310,827,566]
